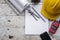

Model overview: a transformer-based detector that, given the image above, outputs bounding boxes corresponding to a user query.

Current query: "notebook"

[25,4,49,35]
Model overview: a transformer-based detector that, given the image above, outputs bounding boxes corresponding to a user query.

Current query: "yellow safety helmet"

[41,0,60,21]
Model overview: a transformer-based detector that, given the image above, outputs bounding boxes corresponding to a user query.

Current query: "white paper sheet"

[25,4,49,35]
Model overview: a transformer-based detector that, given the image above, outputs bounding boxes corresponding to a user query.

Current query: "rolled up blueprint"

[6,0,29,13]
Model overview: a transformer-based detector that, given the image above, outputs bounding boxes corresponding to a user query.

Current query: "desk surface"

[4,0,60,40]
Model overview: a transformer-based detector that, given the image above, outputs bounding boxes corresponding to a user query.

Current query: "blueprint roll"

[5,0,29,14]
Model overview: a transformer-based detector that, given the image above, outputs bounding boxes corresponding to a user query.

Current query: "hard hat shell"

[41,0,60,21]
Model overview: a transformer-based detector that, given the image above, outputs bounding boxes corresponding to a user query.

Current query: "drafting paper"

[25,4,49,35]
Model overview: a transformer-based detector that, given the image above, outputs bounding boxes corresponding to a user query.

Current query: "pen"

[28,9,38,21]
[31,7,46,22]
